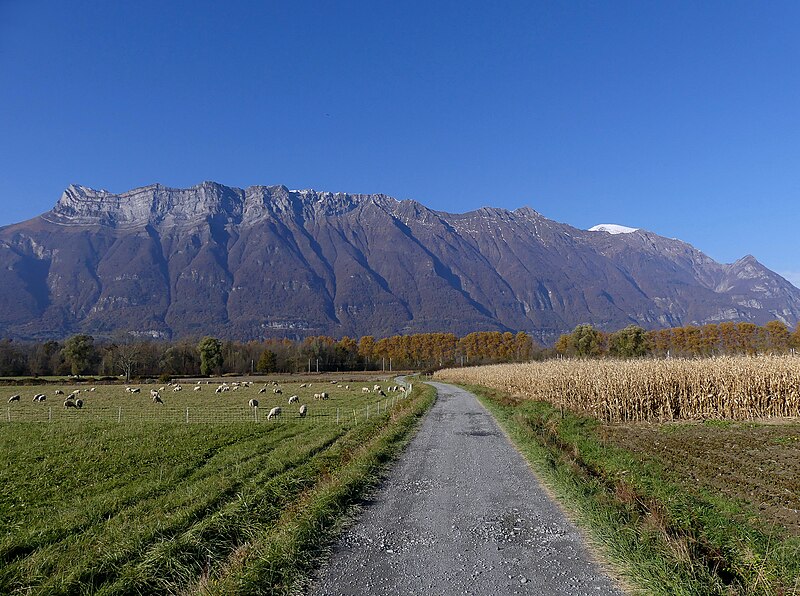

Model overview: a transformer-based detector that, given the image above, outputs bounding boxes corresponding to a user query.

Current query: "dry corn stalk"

[434,355,800,422]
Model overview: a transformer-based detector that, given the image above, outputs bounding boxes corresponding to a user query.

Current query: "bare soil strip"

[309,382,623,595]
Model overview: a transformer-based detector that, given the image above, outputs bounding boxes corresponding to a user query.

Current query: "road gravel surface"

[309,381,624,595]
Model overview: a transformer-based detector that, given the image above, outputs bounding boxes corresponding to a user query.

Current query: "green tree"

[571,324,603,358]
[61,334,98,375]
[256,349,277,373]
[609,325,648,358]
[197,337,224,376]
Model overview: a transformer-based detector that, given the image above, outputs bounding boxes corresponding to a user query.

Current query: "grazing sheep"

[249,399,259,408]
[362,387,370,393]
[379,390,387,397]
[89,387,96,392]
[8,394,20,403]
[130,387,141,394]
[288,395,298,404]
[299,404,308,417]
[267,406,281,420]
[71,389,81,396]
[193,386,202,391]
[313,392,328,401]
[54,389,64,395]
[33,394,46,402]
[64,399,77,408]
[273,388,282,394]
[172,385,182,392]
[159,386,166,392]
[300,383,307,388]
[345,385,350,390]
[152,394,164,404]
[373,384,381,392]
[258,387,267,394]
[75,399,83,409]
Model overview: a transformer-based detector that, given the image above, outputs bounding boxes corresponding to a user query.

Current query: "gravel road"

[308,382,624,595]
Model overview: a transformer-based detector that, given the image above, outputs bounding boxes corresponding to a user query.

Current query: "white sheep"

[54,389,64,395]
[153,394,164,404]
[249,398,259,408]
[267,406,281,420]
[362,387,370,393]
[273,388,282,394]
[193,386,202,391]
[64,399,77,408]
[130,387,141,394]
[7,394,20,403]
[288,395,299,404]
[299,404,308,417]
[75,399,83,409]
[150,389,160,399]
[258,387,267,394]
[33,394,46,402]
[373,384,381,391]
[172,385,182,392]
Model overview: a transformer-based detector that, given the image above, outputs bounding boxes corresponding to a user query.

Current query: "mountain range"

[1,181,798,344]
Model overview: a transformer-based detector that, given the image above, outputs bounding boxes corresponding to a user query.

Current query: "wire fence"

[3,384,414,426]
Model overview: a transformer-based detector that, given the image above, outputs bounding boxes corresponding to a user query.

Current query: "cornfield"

[434,355,800,422]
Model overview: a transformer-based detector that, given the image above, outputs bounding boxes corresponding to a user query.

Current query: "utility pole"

[316,358,319,373]
[382,357,385,372]
[308,358,311,373]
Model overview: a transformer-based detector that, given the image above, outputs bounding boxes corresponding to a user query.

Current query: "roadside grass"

[463,383,800,596]
[0,379,435,595]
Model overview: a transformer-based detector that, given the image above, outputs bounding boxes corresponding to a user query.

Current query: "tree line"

[555,321,800,358]
[0,331,537,379]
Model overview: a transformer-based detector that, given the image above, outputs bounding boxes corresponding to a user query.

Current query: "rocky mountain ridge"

[1,181,798,343]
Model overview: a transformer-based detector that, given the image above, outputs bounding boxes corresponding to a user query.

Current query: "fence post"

[336,408,340,424]
[353,409,357,425]
[49,407,52,423]
[366,404,370,420]
[254,406,258,423]
[118,406,122,423]
[186,407,189,424]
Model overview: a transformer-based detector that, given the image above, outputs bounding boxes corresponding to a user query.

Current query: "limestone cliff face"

[1,181,798,342]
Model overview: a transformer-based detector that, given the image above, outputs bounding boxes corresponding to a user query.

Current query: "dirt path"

[308,382,624,595]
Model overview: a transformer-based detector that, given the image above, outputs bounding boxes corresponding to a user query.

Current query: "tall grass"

[435,355,800,422]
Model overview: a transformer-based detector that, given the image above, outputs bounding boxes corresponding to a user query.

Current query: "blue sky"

[2,1,799,284]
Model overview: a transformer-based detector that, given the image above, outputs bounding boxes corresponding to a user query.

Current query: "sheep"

[300,383,308,388]
[267,406,281,420]
[159,386,166,392]
[71,389,81,396]
[89,387,96,392]
[130,387,141,394]
[75,399,83,409]
[378,390,387,397]
[299,404,308,417]
[8,394,20,403]
[249,398,259,408]
[33,394,46,402]
[258,387,267,394]
[373,384,381,392]
[193,386,202,391]
[64,399,77,408]
[288,395,299,404]
[345,385,350,390]
[54,389,64,395]
[362,387,370,394]
[172,385,182,392]
[313,392,328,401]
[152,393,164,404]
[273,388,282,394]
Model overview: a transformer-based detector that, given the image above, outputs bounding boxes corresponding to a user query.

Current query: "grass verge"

[199,381,436,595]
[463,383,800,596]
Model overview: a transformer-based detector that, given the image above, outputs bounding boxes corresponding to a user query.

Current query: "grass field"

[0,377,435,595]
[461,383,800,595]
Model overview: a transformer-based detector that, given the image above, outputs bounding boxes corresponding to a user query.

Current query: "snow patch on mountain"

[589,224,639,234]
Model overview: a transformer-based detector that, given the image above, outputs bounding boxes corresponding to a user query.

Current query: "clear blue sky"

[2,1,799,284]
